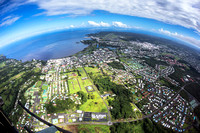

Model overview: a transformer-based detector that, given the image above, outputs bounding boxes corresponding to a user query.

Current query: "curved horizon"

[0,1,200,49]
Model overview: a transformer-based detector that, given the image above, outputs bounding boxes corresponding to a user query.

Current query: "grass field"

[85,67,100,74]
[34,67,41,72]
[78,124,110,133]
[77,67,87,77]
[79,91,107,112]
[68,78,82,94]
[63,67,108,113]
[67,69,94,94]
[78,77,93,89]
[36,81,42,88]
[0,61,5,68]
[9,71,25,80]
[42,83,48,90]
[61,124,110,133]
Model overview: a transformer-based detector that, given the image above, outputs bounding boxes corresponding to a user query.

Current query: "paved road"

[82,66,112,123]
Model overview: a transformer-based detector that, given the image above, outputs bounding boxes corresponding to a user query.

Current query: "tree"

[77,91,88,104]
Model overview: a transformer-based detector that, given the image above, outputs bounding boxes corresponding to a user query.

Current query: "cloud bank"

[88,21,128,28]
[159,28,200,48]
[24,0,200,33]
[88,21,110,27]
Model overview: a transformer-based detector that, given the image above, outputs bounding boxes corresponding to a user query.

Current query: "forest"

[89,73,135,119]
[110,118,175,133]
[107,61,125,70]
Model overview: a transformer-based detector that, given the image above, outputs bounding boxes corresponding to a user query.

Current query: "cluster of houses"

[181,75,195,83]
[153,94,193,132]
[141,85,175,113]
[17,36,199,132]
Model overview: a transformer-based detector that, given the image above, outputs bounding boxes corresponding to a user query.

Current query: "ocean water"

[0,29,96,61]
[1,27,197,62]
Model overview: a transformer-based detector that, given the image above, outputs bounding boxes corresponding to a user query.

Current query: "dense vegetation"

[0,57,42,124]
[179,90,189,101]
[108,61,125,70]
[89,74,134,119]
[194,105,200,120]
[142,57,168,68]
[110,118,175,133]
[77,91,88,104]
[169,65,200,86]
[185,83,200,101]
[78,124,110,133]
[158,77,180,92]
[45,99,75,114]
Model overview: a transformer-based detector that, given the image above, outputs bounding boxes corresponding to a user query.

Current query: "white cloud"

[69,25,75,28]
[88,21,110,27]
[88,21,130,28]
[0,16,20,27]
[159,28,200,48]
[99,21,110,27]
[112,21,128,28]
[24,0,200,33]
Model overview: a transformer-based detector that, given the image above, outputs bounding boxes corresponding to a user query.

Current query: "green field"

[42,83,48,90]
[85,67,100,74]
[66,67,108,113]
[160,65,167,70]
[78,124,110,133]
[0,61,5,68]
[36,81,42,88]
[9,71,25,80]
[68,78,82,94]
[77,67,87,77]
[79,91,107,112]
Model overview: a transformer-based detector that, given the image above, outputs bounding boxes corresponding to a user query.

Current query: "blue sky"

[0,0,200,48]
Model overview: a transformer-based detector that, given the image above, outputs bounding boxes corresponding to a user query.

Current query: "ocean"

[0,27,196,62]
[0,29,97,61]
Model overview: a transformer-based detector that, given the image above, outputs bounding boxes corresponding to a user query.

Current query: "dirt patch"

[95,127,101,133]
[63,125,78,133]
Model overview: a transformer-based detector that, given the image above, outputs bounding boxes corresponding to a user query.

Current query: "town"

[1,32,199,133]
